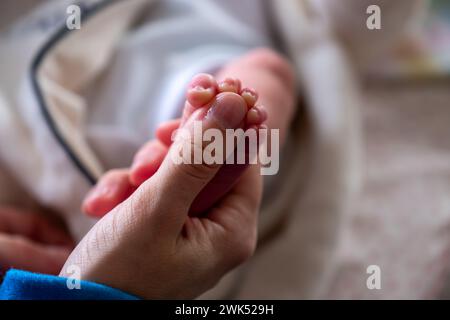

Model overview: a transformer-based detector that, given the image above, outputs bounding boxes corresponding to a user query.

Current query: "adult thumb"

[148,92,248,215]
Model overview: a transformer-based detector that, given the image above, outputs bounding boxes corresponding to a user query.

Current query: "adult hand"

[0,207,74,275]
[60,93,262,299]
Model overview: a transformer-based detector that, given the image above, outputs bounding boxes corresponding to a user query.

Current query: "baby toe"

[187,73,217,107]
[240,87,258,108]
[246,106,267,126]
[218,78,241,94]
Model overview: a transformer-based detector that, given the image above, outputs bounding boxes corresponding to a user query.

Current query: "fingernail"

[207,93,246,128]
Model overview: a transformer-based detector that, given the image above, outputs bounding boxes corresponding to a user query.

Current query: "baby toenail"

[219,78,240,92]
[246,108,259,124]
[241,88,258,107]
[189,74,215,90]
[190,85,207,92]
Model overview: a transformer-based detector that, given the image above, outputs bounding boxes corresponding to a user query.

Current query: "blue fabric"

[0,269,139,300]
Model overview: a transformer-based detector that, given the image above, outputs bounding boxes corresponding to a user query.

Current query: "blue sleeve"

[0,269,139,300]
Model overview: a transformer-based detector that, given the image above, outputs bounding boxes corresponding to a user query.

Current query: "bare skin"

[0,48,295,299]
[83,48,296,218]
[0,207,73,275]
[61,88,265,299]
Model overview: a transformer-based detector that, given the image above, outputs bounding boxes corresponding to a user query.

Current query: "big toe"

[186,73,217,108]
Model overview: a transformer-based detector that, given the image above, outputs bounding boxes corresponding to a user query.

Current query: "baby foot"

[183,74,267,215]
[130,73,266,215]
[129,73,266,188]
[83,74,266,217]
[184,73,264,127]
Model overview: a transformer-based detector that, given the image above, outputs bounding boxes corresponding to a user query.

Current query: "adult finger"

[82,169,135,218]
[131,92,248,231]
[0,207,73,246]
[129,139,168,187]
[0,234,71,275]
[206,165,262,268]
[156,119,181,146]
